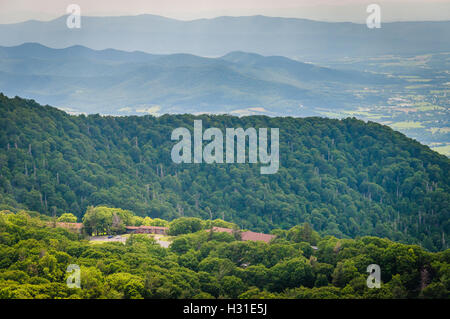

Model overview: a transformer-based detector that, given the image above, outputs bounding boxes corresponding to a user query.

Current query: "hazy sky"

[1,0,450,24]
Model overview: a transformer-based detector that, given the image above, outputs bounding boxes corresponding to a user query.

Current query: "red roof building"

[209,226,234,234]
[207,226,276,243]
[53,222,83,233]
[126,225,168,235]
[241,231,276,243]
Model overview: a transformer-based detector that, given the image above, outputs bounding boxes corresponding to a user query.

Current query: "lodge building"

[125,225,168,235]
[208,226,276,243]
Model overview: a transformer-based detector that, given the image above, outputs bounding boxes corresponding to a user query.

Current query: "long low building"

[125,225,168,235]
[240,231,276,243]
[208,226,276,243]
[48,222,83,233]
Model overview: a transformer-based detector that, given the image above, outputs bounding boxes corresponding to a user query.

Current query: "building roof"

[209,226,234,234]
[241,231,276,243]
[54,222,83,230]
[126,225,168,230]
[207,226,276,243]
[139,225,168,230]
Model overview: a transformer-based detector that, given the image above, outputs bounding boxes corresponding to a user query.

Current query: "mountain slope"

[0,94,448,250]
[0,43,394,115]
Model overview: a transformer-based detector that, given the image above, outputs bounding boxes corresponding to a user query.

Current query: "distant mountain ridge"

[0,14,448,60]
[0,43,393,115]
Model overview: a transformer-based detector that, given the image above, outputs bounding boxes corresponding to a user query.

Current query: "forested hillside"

[0,94,449,250]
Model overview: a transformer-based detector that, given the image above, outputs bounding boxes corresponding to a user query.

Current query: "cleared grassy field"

[431,144,450,157]
[391,121,425,129]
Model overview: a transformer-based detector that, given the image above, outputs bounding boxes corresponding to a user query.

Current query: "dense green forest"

[0,94,449,251]
[0,209,448,299]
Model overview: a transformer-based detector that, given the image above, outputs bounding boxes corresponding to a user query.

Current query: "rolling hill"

[0,94,448,251]
[0,43,394,115]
